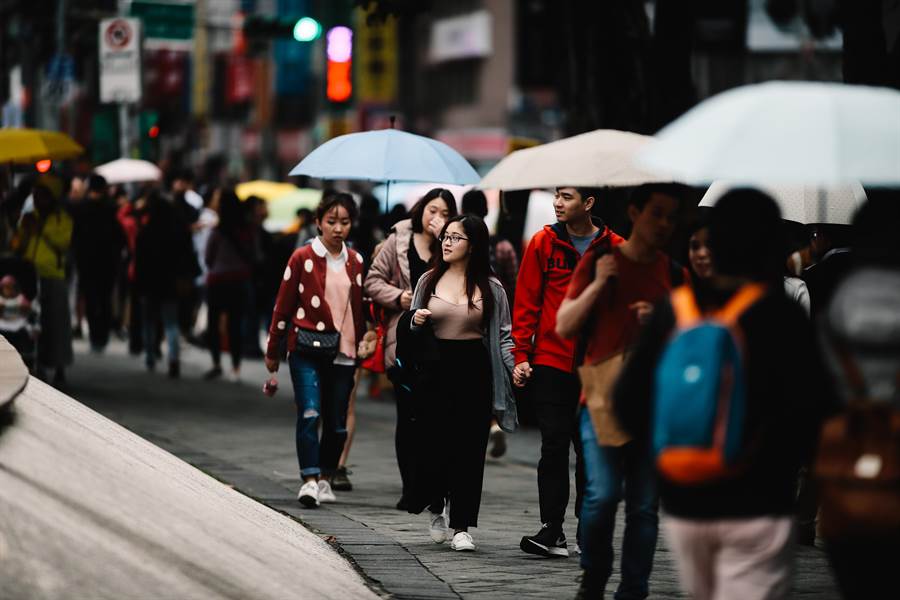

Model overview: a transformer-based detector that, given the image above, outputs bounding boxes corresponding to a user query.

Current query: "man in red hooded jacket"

[513,186,623,558]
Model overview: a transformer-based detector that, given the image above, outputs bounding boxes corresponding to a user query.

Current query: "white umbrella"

[700,181,867,225]
[638,81,900,187]
[95,158,162,184]
[478,129,671,191]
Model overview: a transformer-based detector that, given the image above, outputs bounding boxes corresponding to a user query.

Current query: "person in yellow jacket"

[12,178,73,384]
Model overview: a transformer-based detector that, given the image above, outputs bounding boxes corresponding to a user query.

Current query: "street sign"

[99,18,143,103]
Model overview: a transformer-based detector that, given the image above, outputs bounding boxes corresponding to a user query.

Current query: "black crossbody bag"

[294,292,352,360]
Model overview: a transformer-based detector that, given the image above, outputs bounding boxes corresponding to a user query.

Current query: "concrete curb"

[0,335,28,416]
[140,431,462,600]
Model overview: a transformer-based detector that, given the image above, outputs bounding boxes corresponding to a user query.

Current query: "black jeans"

[411,339,493,530]
[531,365,584,529]
[206,280,249,370]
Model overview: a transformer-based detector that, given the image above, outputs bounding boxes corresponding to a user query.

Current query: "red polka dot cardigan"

[265,241,366,361]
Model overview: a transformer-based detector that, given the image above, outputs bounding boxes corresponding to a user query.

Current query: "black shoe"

[520,523,568,558]
[396,496,410,511]
[331,467,352,491]
[168,361,180,379]
[203,366,223,380]
[574,570,605,600]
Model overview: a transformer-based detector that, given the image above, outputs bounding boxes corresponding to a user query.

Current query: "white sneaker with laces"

[450,531,476,552]
[429,510,450,543]
[298,480,319,508]
[318,479,337,503]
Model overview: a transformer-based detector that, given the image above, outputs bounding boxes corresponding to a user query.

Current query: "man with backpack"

[556,183,686,599]
[512,186,623,558]
[612,189,834,600]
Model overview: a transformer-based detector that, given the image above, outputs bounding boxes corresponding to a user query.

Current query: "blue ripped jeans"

[578,407,659,600]
[288,353,356,478]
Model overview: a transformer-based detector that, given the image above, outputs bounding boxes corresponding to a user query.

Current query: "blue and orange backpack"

[652,284,766,485]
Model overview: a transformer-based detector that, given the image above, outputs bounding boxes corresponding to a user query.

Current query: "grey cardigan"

[411,273,518,433]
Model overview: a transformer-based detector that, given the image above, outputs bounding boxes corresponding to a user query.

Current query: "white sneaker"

[297,480,319,508]
[318,479,337,503]
[488,424,507,458]
[450,531,476,552]
[429,510,450,543]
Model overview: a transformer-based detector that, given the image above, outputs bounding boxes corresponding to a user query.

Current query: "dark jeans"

[141,297,179,367]
[827,537,900,599]
[288,353,356,477]
[411,339,493,530]
[83,275,114,350]
[579,407,659,600]
[532,365,584,530]
[207,281,249,370]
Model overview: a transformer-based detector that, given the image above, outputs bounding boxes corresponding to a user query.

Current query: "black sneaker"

[520,523,568,558]
[574,569,605,600]
[331,466,352,491]
[203,366,223,380]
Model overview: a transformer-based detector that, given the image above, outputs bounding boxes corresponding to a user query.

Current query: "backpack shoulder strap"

[671,285,701,329]
[715,283,767,327]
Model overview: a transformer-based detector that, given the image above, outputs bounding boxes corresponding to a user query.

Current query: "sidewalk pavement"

[64,339,840,600]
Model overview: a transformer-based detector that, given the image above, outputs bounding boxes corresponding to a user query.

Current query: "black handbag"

[294,292,351,360]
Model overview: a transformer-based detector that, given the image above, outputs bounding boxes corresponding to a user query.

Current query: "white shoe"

[429,510,450,543]
[450,531,476,552]
[488,424,507,458]
[297,480,319,508]
[318,479,337,503]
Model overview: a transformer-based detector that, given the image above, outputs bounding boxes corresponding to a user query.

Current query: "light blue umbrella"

[288,128,480,212]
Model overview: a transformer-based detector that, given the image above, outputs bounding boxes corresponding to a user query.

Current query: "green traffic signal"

[293,17,321,42]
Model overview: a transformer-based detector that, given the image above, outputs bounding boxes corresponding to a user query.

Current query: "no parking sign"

[99,18,142,103]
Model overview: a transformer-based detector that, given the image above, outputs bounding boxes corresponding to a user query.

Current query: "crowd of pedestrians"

[2,165,897,599]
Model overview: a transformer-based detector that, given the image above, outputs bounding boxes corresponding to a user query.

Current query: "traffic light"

[326,26,353,103]
[139,110,160,161]
[243,15,321,41]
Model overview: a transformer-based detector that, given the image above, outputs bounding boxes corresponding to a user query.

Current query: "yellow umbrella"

[0,128,84,163]
[264,188,323,232]
[235,180,299,201]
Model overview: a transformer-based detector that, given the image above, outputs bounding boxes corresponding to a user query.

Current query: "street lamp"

[293,17,321,42]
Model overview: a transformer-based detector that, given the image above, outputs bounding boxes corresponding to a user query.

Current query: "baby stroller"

[0,254,40,370]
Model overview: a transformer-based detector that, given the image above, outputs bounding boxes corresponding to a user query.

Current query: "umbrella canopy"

[478,129,670,191]
[95,158,161,184]
[289,129,480,185]
[638,81,900,187]
[236,180,299,202]
[264,188,323,232]
[700,181,867,225]
[0,128,84,163]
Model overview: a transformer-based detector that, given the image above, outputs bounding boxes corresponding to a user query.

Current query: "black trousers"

[392,380,416,500]
[410,339,493,530]
[82,274,114,350]
[532,365,585,529]
[827,536,900,599]
[207,281,248,370]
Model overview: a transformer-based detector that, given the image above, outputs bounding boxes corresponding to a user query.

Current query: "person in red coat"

[265,193,366,508]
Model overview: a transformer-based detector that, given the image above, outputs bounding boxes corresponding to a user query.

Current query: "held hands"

[399,290,413,310]
[594,254,618,287]
[512,361,533,388]
[629,301,654,325]
[264,357,279,373]
[412,308,432,326]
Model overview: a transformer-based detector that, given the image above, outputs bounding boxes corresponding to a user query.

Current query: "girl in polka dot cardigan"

[265,193,367,508]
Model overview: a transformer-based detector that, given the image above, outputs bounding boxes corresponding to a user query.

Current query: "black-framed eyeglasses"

[439,233,469,245]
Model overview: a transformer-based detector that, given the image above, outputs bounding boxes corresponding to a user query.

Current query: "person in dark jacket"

[134,190,196,377]
[71,174,125,352]
[612,189,835,600]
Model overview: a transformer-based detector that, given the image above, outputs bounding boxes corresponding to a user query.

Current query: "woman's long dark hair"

[421,215,495,329]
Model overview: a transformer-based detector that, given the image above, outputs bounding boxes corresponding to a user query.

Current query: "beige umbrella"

[95,158,162,184]
[700,181,867,225]
[478,129,671,190]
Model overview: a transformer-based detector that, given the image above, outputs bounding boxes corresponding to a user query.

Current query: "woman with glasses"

[364,188,458,510]
[407,214,517,552]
